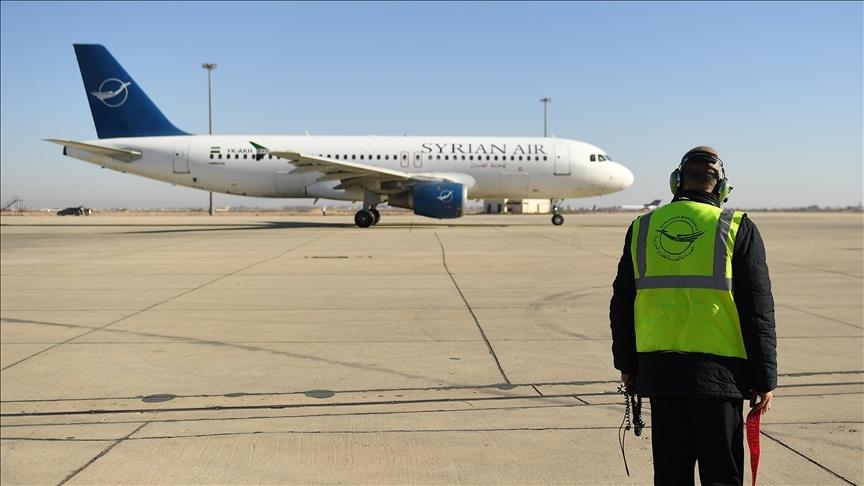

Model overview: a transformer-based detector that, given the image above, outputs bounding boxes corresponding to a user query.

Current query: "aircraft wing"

[269,150,474,192]
[45,139,142,162]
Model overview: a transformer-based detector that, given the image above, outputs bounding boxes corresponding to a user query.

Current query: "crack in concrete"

[58,422,149,485]
[435,232,510,385]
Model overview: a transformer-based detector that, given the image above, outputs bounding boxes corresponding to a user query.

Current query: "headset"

[669,150,733,203]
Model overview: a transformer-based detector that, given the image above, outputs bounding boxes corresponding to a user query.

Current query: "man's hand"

[621,373,634,387]
[750,390,774,414]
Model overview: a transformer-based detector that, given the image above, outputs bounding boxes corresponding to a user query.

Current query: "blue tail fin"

[74,44,188,139]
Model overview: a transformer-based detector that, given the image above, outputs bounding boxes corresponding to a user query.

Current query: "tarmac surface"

[1,212,862,485]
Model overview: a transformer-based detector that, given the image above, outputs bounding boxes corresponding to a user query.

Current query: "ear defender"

[674,150,733,204]
[669,167,683,195]
[716,178,733,203]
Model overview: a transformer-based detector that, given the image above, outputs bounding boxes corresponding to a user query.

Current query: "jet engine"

[388,181,467,219]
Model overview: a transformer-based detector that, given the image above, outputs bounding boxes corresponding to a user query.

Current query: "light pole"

[540,97,551,137]
[203,63,217,215]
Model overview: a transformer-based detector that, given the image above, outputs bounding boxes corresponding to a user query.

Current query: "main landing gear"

[551,204,564,226]
[354,207,380,228]
[354,190,383,228]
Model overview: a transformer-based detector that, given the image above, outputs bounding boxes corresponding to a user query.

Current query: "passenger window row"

[429,154,547,162]
[210,153,276,160]
[209,152,550,162]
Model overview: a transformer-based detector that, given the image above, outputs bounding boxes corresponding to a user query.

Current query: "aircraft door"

[172,141,190,174]
[554,142,570,176]
[413,151,423,168]
[400,151,409,168]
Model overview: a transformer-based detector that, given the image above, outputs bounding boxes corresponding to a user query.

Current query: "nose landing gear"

[551,204,564,226]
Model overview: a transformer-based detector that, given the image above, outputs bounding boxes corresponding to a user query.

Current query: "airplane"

[47,44,634,227]
[619,199,662,211]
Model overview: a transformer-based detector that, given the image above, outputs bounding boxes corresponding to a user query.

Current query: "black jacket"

[610,190,777,398]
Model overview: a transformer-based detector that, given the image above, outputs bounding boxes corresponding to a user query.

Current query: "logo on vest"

[654,216,704,261]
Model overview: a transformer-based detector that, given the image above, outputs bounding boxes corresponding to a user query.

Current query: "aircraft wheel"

[355,210,375,228]
[370,208,381,225]
[551,214,564,226]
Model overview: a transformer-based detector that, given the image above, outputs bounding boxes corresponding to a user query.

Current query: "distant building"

[485,199,506,214]
[484,199,551,214]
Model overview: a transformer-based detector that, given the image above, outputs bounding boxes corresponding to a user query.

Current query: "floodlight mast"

[540,97,551,137]
[203,63,217,215]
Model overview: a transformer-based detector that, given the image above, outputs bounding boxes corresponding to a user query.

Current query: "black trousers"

[649,397,744,486]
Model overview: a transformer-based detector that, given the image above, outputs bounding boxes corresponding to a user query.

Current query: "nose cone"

[610,162,634,192]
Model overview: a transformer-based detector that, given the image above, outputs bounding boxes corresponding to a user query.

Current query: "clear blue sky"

[1,1,861,210]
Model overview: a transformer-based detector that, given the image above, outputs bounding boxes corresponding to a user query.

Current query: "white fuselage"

[65,135,634,203]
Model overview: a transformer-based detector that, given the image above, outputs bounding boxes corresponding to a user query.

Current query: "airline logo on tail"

[90,78,132,107]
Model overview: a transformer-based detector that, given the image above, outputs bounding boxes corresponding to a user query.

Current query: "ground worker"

[610,146,778,485]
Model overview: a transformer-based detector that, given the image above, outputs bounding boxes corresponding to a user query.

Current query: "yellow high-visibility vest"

[630,201,747,358]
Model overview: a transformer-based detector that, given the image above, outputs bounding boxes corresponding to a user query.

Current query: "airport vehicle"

[47,44,634,227]
[57,206,91,216]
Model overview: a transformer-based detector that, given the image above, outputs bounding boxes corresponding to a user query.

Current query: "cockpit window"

[598,154,607,161]
[590,154,596,162]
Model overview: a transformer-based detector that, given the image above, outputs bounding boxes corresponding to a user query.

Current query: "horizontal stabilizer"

[44,139,142,162]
